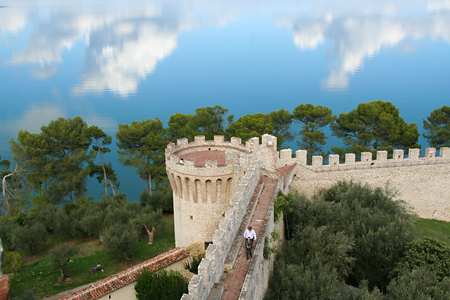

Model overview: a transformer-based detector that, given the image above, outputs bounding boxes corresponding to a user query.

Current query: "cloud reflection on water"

[279,9,450,90]
[1,0,450,94]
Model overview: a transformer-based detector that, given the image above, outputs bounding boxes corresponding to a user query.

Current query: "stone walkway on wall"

[213,175,278,300]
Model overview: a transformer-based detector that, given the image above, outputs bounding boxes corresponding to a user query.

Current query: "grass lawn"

[9,214,175,299]
[415,218,450,247]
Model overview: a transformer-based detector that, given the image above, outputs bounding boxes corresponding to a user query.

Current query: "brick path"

[217,175,278,300]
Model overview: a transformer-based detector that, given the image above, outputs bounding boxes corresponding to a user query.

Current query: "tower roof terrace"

[181,150,226,167]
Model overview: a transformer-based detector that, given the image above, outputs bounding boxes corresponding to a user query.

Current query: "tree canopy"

[226,113,274,142]
[293,104,336,161]
[331,101,420,154]
[135,269,188,300]
[116,118,167,193]
[268,109,294,148]
[266,181,418,300]
[423,106,450,148]
[167,105,232,141]
[9,116,95,203]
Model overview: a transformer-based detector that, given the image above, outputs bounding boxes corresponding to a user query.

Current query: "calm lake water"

[1,0,449,200]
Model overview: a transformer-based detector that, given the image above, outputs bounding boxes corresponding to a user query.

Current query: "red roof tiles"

[60,247,189,300]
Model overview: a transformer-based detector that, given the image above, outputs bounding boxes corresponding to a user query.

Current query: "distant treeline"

[0,101,449,216]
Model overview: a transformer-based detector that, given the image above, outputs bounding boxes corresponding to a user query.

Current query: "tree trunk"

[2,166,19,216]
[99,230,103,244]
[109,179,116,196]
[58,265,70,282]
[144,224,156,245]
[148,172,153,195]
[96,139,108,196]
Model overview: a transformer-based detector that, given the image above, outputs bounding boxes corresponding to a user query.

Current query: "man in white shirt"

[243,226,257,241]
[243,226,256,259]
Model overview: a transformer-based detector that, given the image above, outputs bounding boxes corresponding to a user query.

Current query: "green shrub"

[140,190,173,214]
[135,268,188,300]
[2,252,23,280]
[184,253,204,274]
[10,222,47,255]
[13,289,35,300]
[102,224,139,261]
[393,237,450,280]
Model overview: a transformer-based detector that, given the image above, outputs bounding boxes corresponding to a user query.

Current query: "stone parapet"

[239,178,283,300]
[182,158,261,300]
[277,147,450,171]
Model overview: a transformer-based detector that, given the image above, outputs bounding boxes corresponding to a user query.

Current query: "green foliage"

[386,268,450,300]
[226,113,274,142]
[49,244,79,270]
[10,222,47,255]
[264,258,342,300]
[263,236,277,260]
[168,106,232,141]
[0,217,20,250]
[102,224,139,261]
[271,181,417,295]
[79,205,104,237]
[293,104,336,161]
[184,252,204,274]
[338,281,384,300]
[189,106,232,140]
[2,251,23,280]
[135,268,188,300]
[49,243,79,282]
[9,116,95,203]
[283,225,355,278]
[13,289,36,300]
[320,181,417,288]
[140,189,173,213]
[331,101,420,155]
[130,206,165,244]
[423,105,450,148]
[273,191,293,223]
[88,125,117,196]
[167,112,194,141]
[9,215,175,299]
[116,118,167,192]
[53,207,72,238]
[267,109,293,148]
[393,237,450,280]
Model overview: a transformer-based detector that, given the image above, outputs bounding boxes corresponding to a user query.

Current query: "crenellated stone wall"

[180,157,261,300]
[288,147,450,221]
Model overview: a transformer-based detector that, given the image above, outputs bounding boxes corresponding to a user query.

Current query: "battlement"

[166,134,279,173]
[277,147,450,171]
[166,135,250,158]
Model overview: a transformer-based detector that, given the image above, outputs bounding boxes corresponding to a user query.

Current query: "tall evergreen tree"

[268,109,294,149]
[116,118,167,194]
[226,113,274,142]
[423,106,450,148]
[331,101,420,155]
[293,104,336,162]
[9,116,94,203]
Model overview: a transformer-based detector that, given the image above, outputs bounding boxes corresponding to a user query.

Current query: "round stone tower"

[165,135,252,248]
